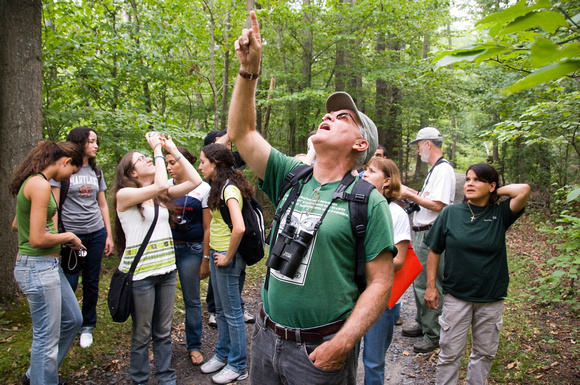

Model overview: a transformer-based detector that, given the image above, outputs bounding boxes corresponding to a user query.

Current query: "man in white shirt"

[401,127,456,353]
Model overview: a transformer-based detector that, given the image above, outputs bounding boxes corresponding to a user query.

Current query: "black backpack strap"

[219,181,234,230]
[274,165,313,209]
[57,178,70,233]
[343,179,375,293]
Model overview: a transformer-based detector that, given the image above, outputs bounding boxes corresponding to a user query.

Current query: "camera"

[64,243,87,257]
[174,214,188,232]
[403,200,421,215]
[266,222,314,278]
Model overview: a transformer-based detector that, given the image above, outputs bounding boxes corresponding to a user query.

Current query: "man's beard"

[420,148,430,162]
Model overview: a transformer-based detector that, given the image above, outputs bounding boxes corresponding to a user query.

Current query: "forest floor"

[1,215,579,384]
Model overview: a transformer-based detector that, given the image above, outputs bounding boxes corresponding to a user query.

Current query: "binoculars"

[266,223,314,278]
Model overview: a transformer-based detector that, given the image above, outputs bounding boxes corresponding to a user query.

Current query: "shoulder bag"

[107,204,159,322]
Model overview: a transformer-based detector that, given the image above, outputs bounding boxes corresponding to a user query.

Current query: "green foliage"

[535,185,580,311]
[434,0,580,96]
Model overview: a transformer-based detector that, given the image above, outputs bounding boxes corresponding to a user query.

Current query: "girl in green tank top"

[9,140,83,384]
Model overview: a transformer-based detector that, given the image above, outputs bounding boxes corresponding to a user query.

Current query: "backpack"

[270,164,375,293]
[219,182,266,266]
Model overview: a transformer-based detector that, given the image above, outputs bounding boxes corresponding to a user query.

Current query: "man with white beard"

[400,127,456,353]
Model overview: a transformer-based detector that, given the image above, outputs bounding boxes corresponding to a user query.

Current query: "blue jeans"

[14,255,82,385]
[130,271,177,385]
[65,227,107,331]
[362,303,401,385]
[210,250,247,373]
[174,242,203,352]
[206,269,246,313]
[250,314,357,384]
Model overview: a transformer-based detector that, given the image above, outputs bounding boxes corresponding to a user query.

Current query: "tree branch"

[487,58,532,74]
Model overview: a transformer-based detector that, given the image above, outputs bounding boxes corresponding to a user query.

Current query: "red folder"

[388,244,423,308]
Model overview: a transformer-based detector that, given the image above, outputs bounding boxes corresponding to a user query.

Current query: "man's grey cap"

[325,91,378,164]
[408,127,443,145]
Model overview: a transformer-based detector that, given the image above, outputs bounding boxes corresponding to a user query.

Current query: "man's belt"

[260,308,345,343]
[412,225,432,232]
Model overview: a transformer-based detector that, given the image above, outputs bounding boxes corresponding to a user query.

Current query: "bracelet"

[239,69,259,80]
[154,155,165,162]
[203,255,210,260]
[174,154,183,162]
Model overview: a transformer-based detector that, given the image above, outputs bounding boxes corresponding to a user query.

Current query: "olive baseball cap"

[325,92,378,164]
[408,127,443,145]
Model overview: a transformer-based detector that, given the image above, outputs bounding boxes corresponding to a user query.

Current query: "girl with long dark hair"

[50,126,113,348]
[198,143,252,383]
[166,146,211,366]
[112,133,202,385]
[10,141,83,385]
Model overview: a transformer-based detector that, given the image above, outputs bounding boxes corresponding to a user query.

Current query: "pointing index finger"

[250,10,260,41]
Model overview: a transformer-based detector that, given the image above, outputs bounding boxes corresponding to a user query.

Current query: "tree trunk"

[381,36,403,161]
[220,7,231,131]
[0,0,43,299]
[262,77,276,140]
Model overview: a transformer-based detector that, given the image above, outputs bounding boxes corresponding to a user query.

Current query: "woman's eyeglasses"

[133,155,146,167]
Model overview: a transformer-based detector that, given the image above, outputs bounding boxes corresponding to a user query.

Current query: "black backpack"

[219,182,266,266]
[270,165,375,292]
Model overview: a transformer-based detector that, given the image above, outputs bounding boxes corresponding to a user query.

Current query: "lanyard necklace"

[467,202,489,222]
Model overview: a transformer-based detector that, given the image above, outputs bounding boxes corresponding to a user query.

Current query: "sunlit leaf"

[477,0,552,29]
[567,188,580,202]
[435,50,486,68]
[531,38,559,68]
[532,40,580,68]
[502,61,580,96]
[498,11,569,36]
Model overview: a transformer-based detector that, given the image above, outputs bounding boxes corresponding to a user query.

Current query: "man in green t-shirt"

[221,11,396,385]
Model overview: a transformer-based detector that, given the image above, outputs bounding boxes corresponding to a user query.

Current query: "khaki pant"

[437,294,504,385]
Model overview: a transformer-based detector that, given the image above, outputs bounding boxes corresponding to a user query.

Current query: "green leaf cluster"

[536,185,580,311]
[434,0,580,96]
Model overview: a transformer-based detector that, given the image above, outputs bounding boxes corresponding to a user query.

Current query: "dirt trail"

[356,287,437,384]
[78,284,435,384]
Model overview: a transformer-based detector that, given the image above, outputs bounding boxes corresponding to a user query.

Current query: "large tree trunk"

[0,0,43,299]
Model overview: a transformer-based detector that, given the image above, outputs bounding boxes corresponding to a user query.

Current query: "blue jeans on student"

[174,242,203,352]
[130,270,177,385]
[250,313,357,384]
[65,227,107,332]
[206,269,246,313]
[14,255,82,385]
[362,303,401,385]
[209,250,247,373]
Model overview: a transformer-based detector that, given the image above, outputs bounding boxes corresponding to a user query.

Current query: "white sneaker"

[200,356,227,374]
[79,332,93,348]
[212,366,248,384]
[243,309,255,324]
[208,312,217,328]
